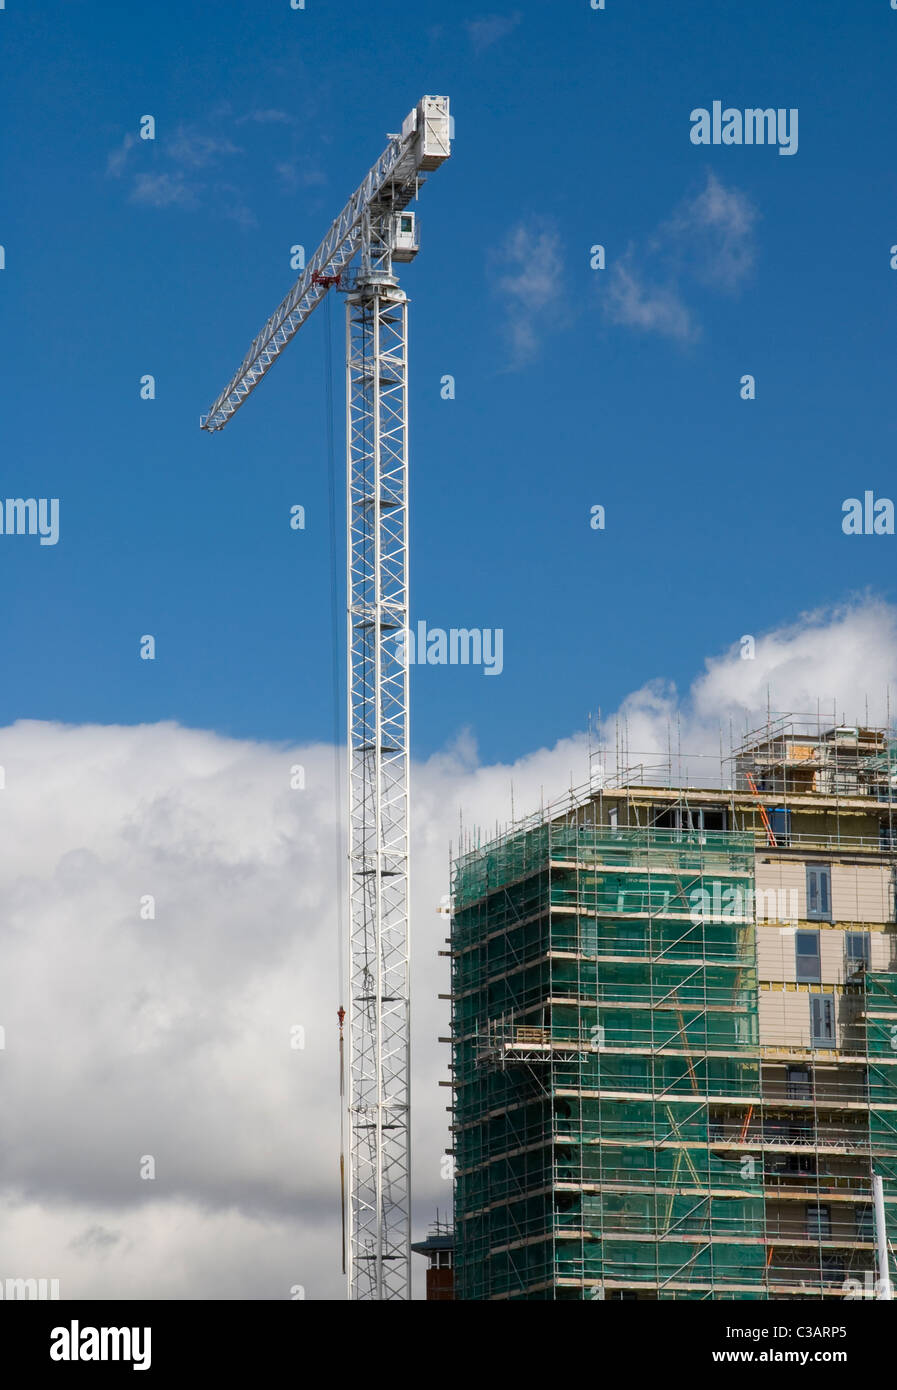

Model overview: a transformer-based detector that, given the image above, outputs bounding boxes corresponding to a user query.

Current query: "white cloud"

[493,221,565,367]
[466,12,522,53]
[107,116,266,220]
[603,258,697,342]
[218,182,259,229]
[598,597,897,785]
[692,598,897,728]
[130,173,199,209]
[0,598,892,1297]
[169,127,243,169]
[237,109,293,126]
[106,134,135,179]
[601,172,758,340]
[661,171,759,290]
[0,723,347,1295]
[275,161,327,193]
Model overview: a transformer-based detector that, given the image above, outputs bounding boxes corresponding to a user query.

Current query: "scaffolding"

[732,717,897,801]
[452,823,764,1299]
[450,821,897,1300]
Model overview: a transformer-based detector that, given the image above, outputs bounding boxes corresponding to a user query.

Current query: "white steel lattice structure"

[346,275,410,1300]
[200,98,452,1301]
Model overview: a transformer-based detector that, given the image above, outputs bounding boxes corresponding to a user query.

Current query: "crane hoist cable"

[324,293,348,1275]
[338,1006,347,1274]
[323,290,344,947]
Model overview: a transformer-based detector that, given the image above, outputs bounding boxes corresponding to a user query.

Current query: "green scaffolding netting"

[452,822,897,1299]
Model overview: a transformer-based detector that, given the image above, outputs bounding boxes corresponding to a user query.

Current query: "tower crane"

[201,97,452,1301]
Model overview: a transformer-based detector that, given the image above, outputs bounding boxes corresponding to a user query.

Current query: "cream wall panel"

[782,991,812,1050]
[759,989,813,1049]
[755,861,804,921]
[831,863,891,924]
[819,930,845,985]
[759,989,786,1047]
[757,925,797,983]
[871,931,895,970]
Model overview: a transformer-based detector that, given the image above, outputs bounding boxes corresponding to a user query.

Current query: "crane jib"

[200,96,451,432]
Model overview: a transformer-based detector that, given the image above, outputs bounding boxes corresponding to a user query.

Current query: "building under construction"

[449,717,897,1299]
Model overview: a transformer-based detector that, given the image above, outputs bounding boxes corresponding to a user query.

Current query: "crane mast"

[346,216,411,1302]
[200,97,452,1301]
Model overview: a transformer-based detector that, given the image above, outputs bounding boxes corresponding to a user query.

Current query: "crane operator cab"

[391,210,420,262]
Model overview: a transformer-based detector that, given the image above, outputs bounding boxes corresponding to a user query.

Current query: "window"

[652,806,727,833]
[401,215,413,233]
[787,1065,812,1100]
[769,808,792,845]
[810,993,836,1046]
[845,931,871,976]
[796,930,821,983]
[880,822,897,848]
[856,1206,874,1241]
[806,1204,831,1240]
[806,865,832,921]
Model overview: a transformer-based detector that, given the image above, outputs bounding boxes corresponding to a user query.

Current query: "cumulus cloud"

[0,598,893,1298]
[691,599,897,727]
[600,597,897,785]
[0,723,346,1296]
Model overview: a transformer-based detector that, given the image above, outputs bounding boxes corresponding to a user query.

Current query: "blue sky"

[3,0,897,763]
